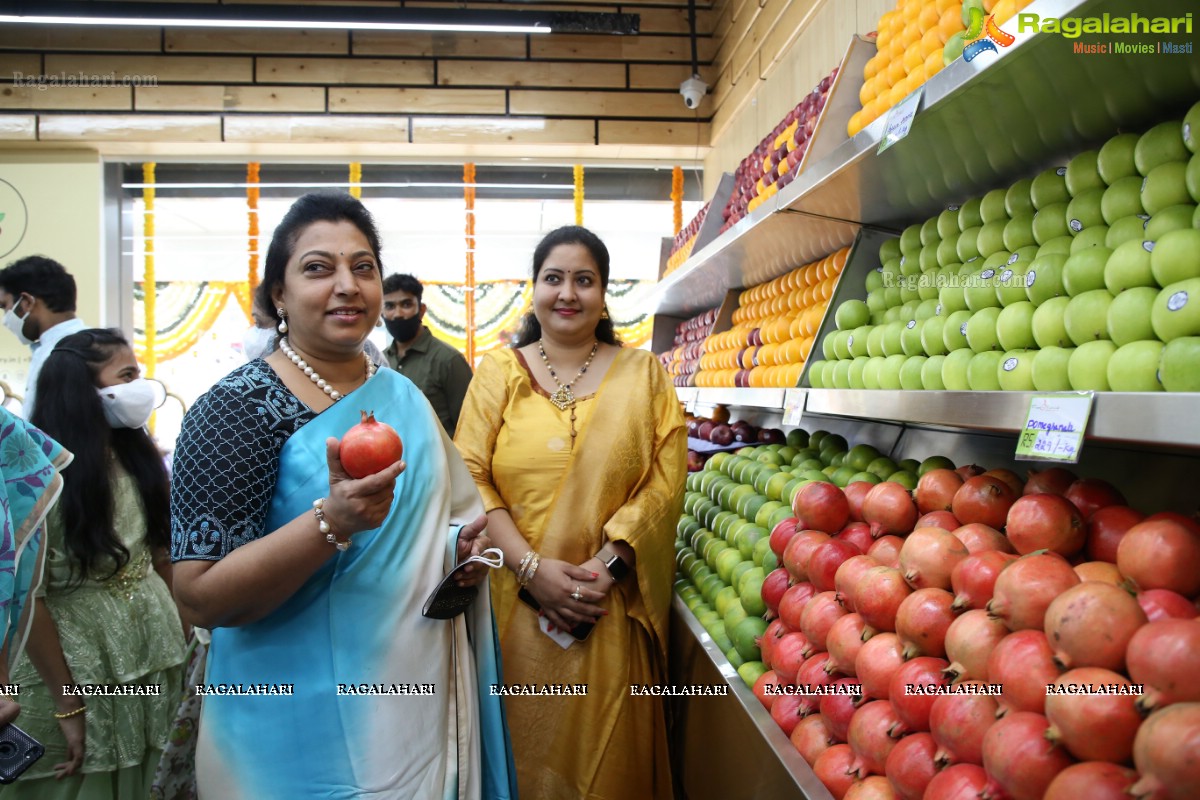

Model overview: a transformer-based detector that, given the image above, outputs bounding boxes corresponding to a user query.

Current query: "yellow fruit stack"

[849,0,964,136]
[695,246,850,388]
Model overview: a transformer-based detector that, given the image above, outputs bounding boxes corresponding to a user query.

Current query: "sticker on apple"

[906,319,916,329]
[1143,241,1155,252]
[1007,253,1020,265]
[960,323,968,336]
[1070,219,1083,232]
[935,303,943,315]
[948,204,960,211]
[1167,291,1188,312]
[982,269,996,279]
[1001,269,1014,282]
[1003,358,1018,371]
[1056,167,1067,176]
[847,335,854,348]
[1027,271,1037,287]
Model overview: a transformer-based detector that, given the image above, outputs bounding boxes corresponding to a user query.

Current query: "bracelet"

[516,551,541,586]
[313,498,350,552]
[54,706,85,719]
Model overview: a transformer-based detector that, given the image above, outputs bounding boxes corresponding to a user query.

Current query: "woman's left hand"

[455,515,491,587]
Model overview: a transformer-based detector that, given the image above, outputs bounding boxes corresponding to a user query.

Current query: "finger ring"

[571,586,583,601]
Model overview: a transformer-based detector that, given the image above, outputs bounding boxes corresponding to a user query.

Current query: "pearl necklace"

[279,337,375,402]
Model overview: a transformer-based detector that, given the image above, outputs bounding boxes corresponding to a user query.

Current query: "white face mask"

[242,326,276,361]
[3,296,32,346]
[97,378,165,429]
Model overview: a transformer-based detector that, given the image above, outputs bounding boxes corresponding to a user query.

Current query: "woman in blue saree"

[169,192,515,800]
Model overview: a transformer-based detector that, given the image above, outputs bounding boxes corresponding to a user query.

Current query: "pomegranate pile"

[674,427,1200,800]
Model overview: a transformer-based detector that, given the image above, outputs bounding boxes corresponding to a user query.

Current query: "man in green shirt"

[381,274,474,436]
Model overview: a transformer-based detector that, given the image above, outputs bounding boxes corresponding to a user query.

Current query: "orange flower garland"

[464,163,477,364]
[143,162,156,379]
[349,162,362,199]
[247,162,260,304]
[573,164,584,226]
[671,166,684,234]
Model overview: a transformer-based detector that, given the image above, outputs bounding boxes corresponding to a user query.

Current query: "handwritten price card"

[782,389,806,426]
[1015,393,1094,463]
[877,86,924,154]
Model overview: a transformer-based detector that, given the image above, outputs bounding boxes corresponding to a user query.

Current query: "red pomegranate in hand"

[340,411,404,478]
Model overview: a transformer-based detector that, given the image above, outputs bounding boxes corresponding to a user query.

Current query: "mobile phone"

[517,587,596,641]
[0,723,44,784]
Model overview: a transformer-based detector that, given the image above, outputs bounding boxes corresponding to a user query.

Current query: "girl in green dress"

[1,329,185,799]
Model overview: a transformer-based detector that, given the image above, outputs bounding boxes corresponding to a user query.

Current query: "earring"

[277,307,288,334]
[601,306,610,320]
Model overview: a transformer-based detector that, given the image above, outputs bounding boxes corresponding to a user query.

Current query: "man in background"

[382,274,473,437]
[0,256,86,418]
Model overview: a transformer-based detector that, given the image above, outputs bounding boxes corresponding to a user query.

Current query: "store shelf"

[679,387,1200,450]
[668,596,833,800]
[649,0,1200,318]
[687,388,790,410]
[779,0,1200,228]
[645,209,861,317]
[806,390,1200,448]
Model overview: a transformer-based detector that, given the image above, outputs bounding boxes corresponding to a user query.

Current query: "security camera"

[680,75,708,109]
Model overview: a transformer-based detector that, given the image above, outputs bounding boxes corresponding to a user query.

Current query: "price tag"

[1015,393,1094,463]
[877,85,924,154]
[782,389,806,426]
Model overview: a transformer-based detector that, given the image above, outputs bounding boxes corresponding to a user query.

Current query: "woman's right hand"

[53,711,85,779]
[526,558,607,632]
[322,437,406,536]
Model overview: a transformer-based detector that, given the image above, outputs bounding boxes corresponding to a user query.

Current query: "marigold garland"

[573,164,584,226]
[671,166,684,234]
[349,162,362,199]
[464,162,477,364]
[247,162,260,301]
[143,162,156,380]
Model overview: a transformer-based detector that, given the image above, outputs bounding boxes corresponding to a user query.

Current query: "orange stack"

[849,0,963,136]
[694,246,850,388]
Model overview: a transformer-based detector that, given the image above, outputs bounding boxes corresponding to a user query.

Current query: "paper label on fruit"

[1056,167,1067,176]
[1007,253,1020,265]
[906,320,916,329]
[935,303,944,315]
[1070,219,1083,232]
[1015,393,1094,464]
[981,269,996,279]
[1167,291,1188,312]
[948,204,960,211]
[1026,271,1037,287]
[1143,241,1155,252]
[1001,270,1014,282]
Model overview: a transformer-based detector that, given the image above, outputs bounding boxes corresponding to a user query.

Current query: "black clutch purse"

[422,548,504,619]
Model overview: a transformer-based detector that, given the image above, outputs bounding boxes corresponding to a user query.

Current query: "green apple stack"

[806,100,1200,393]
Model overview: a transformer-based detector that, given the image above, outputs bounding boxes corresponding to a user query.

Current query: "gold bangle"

[53,706,85,719]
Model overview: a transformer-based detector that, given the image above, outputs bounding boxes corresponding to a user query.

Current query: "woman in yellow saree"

[455,226,686,799]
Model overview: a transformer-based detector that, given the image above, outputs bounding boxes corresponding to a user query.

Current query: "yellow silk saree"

[455,347,686,800]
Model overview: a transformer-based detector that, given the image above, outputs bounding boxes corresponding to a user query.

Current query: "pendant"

[549,385,576,411]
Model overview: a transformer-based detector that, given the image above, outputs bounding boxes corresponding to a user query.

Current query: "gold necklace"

[537,339,599,411]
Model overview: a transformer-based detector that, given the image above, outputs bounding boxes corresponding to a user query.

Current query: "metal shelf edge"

[681,387,1200,449]
[671,595,835,800]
